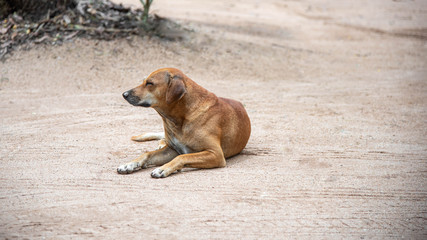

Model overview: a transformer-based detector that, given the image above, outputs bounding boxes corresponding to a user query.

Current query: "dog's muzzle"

[122,90,151,107]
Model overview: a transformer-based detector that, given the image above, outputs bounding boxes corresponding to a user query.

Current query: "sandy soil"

[1,0,426,238]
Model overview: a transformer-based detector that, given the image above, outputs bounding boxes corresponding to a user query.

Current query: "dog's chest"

[169,136,191,155]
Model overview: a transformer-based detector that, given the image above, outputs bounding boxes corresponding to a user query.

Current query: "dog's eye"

[146,81,154,86]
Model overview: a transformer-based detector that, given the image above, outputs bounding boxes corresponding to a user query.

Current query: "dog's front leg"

[117,146,178,174]
[151,150,226,178]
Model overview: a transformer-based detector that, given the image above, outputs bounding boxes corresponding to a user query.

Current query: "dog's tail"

[131,132,165,142]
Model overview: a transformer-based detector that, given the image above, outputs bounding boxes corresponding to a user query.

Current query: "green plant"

[140,0,153,23]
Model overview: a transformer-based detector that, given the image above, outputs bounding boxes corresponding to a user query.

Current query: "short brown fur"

[117,68,251,178]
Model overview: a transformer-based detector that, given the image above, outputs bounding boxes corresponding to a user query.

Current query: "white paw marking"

[155,142,167,150]
[151,168,166,178]
[117,162,139,174]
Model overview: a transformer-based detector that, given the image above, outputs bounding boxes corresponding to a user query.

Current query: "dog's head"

[122,68,187,108]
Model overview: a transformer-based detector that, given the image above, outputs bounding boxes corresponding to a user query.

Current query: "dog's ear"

[166,73,186,104]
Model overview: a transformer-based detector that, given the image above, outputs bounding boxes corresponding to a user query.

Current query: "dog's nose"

[122,91,130,99]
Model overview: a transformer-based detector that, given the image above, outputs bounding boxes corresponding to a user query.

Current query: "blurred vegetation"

[0,0,188,60]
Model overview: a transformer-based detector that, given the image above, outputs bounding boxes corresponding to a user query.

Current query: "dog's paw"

[155,139,167,150]
[155,143,166,150]
[151,167,169,178]
[117,162,138,174]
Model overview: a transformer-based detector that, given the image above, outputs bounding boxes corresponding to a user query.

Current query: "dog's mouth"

[122,90,150,107]
[139,102,151,107]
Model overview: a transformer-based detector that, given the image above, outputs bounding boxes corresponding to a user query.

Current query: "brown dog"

[117,68,251,178]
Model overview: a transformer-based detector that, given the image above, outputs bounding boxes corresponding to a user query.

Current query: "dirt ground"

[1,0,426,238]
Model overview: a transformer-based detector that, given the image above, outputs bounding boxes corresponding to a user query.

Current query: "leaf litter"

[0,0,190,61]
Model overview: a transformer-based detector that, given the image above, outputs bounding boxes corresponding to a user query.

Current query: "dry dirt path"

[1,0,426,238]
